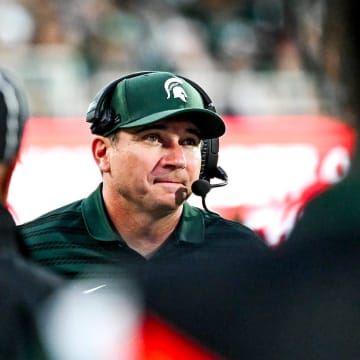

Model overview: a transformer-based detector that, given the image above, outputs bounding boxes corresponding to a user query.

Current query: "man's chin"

[152,185,189,207]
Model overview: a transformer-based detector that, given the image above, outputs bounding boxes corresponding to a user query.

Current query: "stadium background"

[1,0,354,246]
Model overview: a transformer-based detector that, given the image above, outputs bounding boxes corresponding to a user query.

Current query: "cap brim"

[117,108,226,139]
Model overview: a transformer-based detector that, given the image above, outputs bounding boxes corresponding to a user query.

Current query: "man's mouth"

[154,178,185,186]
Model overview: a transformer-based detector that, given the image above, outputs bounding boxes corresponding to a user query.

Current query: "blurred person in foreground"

[0,68,63,359]
[139,1,360,359]
[18,71,267,281]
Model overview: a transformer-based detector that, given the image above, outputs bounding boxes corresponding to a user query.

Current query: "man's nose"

[163,144,187,169]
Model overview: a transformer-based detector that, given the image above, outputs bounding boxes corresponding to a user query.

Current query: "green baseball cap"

[106,72,225,139]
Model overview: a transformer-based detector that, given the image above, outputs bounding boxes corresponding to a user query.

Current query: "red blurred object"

[137,313,220,360]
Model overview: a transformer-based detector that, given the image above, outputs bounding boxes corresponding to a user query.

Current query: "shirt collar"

[177,202,205,244]
[81,184,119,241]
[82,184,205,244]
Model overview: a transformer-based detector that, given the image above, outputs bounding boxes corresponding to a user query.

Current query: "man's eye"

[144,134,160,142]
[183,137,200,146]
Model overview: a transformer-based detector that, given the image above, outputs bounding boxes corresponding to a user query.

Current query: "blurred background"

[0,0,329,117]
[2,0,355,245]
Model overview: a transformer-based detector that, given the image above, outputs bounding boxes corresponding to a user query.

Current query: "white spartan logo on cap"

[164,77,187,103]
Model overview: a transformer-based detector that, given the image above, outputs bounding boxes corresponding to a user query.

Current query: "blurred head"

[0,68,29,203]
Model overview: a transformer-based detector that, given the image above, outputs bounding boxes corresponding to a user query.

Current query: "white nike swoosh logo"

[83,284,107,294]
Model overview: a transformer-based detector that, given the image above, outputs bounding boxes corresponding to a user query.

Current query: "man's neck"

[106,201,183,257]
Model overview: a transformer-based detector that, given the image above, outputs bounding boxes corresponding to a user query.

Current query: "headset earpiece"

[200,138,219,181]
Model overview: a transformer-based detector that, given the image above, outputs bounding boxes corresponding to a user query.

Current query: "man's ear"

[92,136,111,173]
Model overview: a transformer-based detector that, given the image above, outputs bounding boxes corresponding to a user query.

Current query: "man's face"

[97,118,203,213]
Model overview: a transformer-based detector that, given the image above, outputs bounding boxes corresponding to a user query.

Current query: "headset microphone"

[192,179,211,197]
[191,166,228,213]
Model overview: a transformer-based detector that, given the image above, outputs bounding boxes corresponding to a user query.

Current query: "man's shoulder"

[17,198,89,269]
[18,198,84,234]
[204,210,256,234]
[201,210,268,250]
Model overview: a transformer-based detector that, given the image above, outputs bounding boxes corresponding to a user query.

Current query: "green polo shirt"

[19,184,267,280]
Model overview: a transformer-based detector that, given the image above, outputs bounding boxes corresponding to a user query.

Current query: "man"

[18,71,267,280]
[0,68,63,359]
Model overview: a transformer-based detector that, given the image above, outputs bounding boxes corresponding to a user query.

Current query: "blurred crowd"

[0,0,326,117]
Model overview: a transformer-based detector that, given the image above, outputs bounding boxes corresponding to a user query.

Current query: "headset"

[86,71,228,208]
